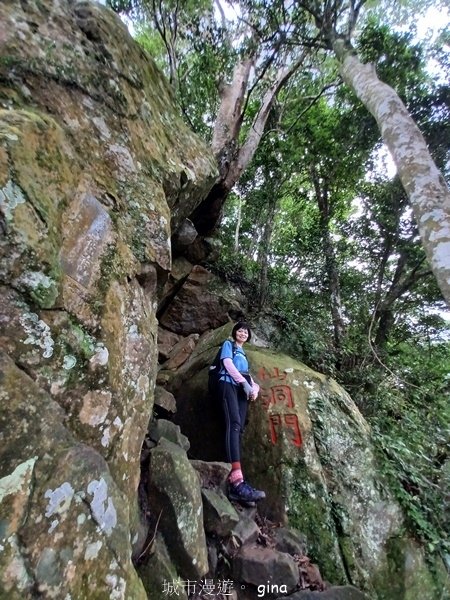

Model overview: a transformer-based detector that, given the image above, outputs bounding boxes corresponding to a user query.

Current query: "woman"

[218,321,266,505]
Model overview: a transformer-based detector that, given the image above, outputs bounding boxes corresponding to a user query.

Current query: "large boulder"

[242,346,396,589]
[159,265,245,335]
[279,587,370,600]
[137,533,188,600]
[0,0,216,596]
[147,438,209,579]
[167,324,445,599]
[232,544,300,594]
[0,352,145,599]
[201,488,240,536]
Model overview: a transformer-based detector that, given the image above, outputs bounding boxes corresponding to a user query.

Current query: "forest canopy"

[108,0,450,561]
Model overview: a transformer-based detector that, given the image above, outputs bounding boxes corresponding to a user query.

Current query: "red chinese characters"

[257,367,303,448]
[260,385,294,410]
[258,366,287,382]
[269,414,302,447]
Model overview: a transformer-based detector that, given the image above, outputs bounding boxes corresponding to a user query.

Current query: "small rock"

[230,515,260,547]
[201,488,240,536]
[233,545,299,593]
[148,419,190,451]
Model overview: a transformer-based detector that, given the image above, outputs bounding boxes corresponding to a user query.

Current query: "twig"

[283,80,340,136]
[367,302,421,391]
[137,509,163,561]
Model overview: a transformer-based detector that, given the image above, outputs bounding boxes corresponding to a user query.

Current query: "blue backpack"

[208,341,237,396]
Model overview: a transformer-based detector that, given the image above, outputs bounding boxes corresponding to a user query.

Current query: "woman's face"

[235,327,249,344]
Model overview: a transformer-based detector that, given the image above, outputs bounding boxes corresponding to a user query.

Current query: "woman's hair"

[231,321,252,341]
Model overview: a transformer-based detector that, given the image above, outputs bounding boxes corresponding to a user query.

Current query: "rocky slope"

[156,322,446,599]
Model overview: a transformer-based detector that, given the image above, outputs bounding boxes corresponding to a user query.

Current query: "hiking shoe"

[245,482,266,501]
[228,481,266,506]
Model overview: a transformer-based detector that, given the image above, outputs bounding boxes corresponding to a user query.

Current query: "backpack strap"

[218,340,237,368]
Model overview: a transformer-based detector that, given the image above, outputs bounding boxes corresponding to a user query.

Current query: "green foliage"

[108,0,225,134]
[356,18,450,176]
[134,25,167,71]
[370,340,450,555]
[357,18,426,103]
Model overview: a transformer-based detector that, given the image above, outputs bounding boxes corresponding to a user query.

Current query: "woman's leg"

[219,380,242,464]
[220,381,266,504]
[237,387,248,436]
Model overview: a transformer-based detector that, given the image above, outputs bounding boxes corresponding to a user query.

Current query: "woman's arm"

[223,358,254,397]
[223,358,246,384]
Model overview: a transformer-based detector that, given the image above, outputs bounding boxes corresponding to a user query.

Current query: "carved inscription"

[257,367,302,448]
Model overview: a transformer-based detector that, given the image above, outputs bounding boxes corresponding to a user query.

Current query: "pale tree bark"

[192,51,308,236]
[222,50,308,191]
[212,57,255,171]
[190,56,255,236]
[333,40,450,306]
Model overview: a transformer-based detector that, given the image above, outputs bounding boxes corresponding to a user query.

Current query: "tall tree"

[191,1,315,235]
[295,0,450,305]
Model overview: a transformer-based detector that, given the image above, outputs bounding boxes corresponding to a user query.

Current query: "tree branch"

[214,0,226,28]
[224,49,309,189]
[284,80,340,136]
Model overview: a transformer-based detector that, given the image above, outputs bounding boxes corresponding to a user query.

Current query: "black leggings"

[219,380,248,463]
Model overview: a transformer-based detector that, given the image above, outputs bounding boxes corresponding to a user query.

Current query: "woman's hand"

[242,380,253,397]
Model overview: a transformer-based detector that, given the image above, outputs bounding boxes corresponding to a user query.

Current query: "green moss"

[288,457,347,584]
[116,177,169,266]
[372,537,444,600]
[338,534,358,575]
[26,272,60,309]
[0,55,25,73]
[12,241,63,309]
[69,322,96,359]
[91,244,118,315]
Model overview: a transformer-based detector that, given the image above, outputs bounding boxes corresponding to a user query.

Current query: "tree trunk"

[312,172,346,355]
[234,195,242,252]
[151,0,179,88]
[191,52,307,236]
[333,40,450,306]
[256,196,277,311]
[223,51,308,191]
[373,255,430,349]
[323,224,346,355]
[212,57,255,179]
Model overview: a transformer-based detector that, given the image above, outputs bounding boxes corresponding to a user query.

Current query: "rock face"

[159,264,245,334]
[0,1,216,597]
[242,346,401,591]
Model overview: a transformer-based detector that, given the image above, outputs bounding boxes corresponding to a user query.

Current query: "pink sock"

[229,469,244,485]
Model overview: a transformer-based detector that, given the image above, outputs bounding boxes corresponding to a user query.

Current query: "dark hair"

[231,321,252,342]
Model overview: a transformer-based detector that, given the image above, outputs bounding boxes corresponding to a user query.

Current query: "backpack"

[208,341,237,396]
